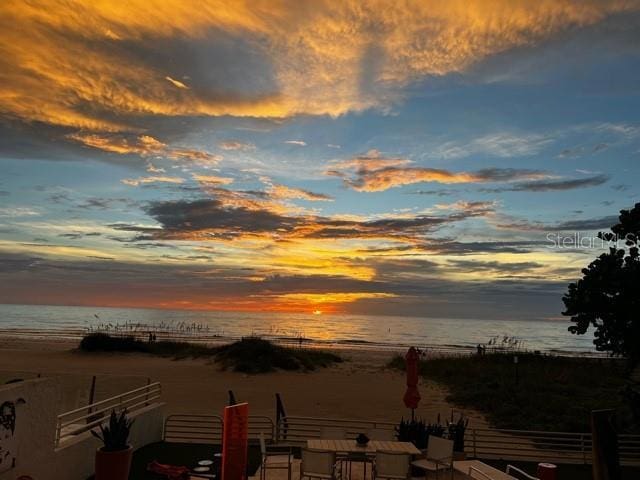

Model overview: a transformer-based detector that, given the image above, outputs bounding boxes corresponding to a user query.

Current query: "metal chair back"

[301,448,337,477]
[426,436,453,464]
[375,451,410,479]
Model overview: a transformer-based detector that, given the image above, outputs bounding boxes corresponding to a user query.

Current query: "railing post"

[55,418,61,447]
[87,375,96,423]
[473,428,477,458]
[145,377,151,407]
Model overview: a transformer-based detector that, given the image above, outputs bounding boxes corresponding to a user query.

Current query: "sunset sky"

[0,0,638,318]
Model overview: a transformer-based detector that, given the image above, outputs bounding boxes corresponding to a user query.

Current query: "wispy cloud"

[284,140,307,146]
[434,133,552,159]
[165,76,190,89]
[327,150,550,192]
[69,133,221,165]
[218,140,256,151]
[268,184,333,202]
[192,174,234,186]
[121,175,185,187]
[0,207,40,217]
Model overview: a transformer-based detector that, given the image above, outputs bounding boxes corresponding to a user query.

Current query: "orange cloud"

[69,133,221,165]
[1,0,633,131]
[165,76,190,89]
[68,133,166,156]
[192,174,234,185]
[328,151,551,192]
[269,184,333,202]
[219,140,256,151]
[121,175,185,186]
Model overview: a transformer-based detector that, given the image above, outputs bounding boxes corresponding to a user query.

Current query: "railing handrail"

[58,382,161,418]
[276,415,640,465]
[55,382,162,447]
[280,415,396,427]
[163,413,276,443]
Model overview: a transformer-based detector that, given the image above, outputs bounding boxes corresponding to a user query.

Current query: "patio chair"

[367,428,395,441]
[373,450,411,480]
[260,432,292,480]
[300,448,341,480]
[411,436,454,479]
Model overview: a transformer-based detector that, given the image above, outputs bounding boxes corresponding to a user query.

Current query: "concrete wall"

[0,378,165,480]
[54,402,166,480]
[0,378,60,480]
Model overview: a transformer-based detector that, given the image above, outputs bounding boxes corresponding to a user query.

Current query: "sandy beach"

[0,336,487,428]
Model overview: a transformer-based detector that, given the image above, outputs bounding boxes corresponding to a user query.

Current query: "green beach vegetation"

[79,333,342,374]
[388,352,636,433]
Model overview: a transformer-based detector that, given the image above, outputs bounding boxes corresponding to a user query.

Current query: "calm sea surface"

[0,304,596,353]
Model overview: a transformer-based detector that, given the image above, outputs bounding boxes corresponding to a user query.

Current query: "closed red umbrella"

[403,347,421,419]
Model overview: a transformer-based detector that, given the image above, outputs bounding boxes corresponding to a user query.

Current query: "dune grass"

[214,337,342,373]
[79,333,342,373]
[388,352,633,432]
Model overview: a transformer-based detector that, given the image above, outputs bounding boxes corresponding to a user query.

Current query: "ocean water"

[0,304,597,353]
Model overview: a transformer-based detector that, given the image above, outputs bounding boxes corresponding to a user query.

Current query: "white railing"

[55,382,162,447]
[105,408,640,466]
[276,415,396,444]
[163,414,275,444]
[275,416,640,466]
[467,427,640,465]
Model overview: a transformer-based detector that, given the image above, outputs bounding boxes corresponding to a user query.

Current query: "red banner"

[221,402,249,480]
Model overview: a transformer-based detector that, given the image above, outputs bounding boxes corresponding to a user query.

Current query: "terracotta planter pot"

[95,445,133,480]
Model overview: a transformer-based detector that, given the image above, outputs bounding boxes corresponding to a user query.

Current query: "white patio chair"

[373,450,411,480]
[411,436,454,479]
[367,428,395,441]
[259,432,292,480]
[300,448,341,480]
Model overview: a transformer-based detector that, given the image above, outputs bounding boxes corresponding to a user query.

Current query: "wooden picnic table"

[307,439,421,455]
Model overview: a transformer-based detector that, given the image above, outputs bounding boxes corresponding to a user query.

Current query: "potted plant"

[447,413,469,460]
[92,409,134,480]
[397,417,446,476]
[395,416,445,451]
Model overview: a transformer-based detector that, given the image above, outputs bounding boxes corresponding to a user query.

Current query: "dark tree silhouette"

[563,203,640,366]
